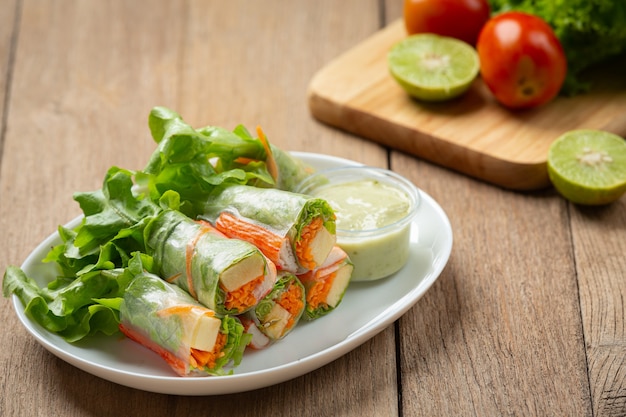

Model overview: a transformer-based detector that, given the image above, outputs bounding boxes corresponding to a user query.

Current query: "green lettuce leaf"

[73,166,162,256]
[2,266,128,341]
[2,106,314,348]
[142,107,313,216]
[41,166,166,280]
[144,107,274,194]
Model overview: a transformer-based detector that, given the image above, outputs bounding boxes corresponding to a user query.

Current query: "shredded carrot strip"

[256,125,279,183]
[305,271,337,309]
[165,272,182,284]
[191,332,228,369]
[276,282,304,330]
[295,217,324,270]
[221,274,265,312]
[185,222,219,299]
[215,212,285,266]
[234,156,258,165]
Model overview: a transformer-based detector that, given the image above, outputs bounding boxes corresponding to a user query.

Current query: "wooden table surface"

[1,1,624,416]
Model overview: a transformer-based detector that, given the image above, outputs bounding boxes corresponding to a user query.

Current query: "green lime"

[547,129,626,205]
[387,34,479,102]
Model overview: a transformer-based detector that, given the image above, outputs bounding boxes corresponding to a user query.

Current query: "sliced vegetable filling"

[275,280,305,330]
[119,273,249,376]
[145,209,277,315]
[298,246,353,320]
[201,184,337,273]
[243,272,306,344]
[294,216,335,270]
[257,279,304,339]
[190,332,227,369]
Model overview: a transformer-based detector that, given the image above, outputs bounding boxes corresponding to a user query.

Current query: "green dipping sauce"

[315,180,411,230]
[312,178,415,281]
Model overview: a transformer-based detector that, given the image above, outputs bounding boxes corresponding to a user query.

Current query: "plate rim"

[12,151,453,395]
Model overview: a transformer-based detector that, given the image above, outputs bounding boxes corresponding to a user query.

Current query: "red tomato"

[476,12,567,109]
[404,0,491,45]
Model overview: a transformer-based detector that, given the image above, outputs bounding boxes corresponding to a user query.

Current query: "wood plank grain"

[573,202,626,417]
[0,0,18,152]
[382,3,626,414]
[0,1,396,417]
[308,20,626,191]
[392,153,593,416]
[382,2,594,413]
[0,2,185,415]
[170,2,396,415]
[175,0,388,167]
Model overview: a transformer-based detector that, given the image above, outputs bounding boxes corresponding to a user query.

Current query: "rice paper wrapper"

[119,273,249,376]
[268,145,315,192]
[200,185,336,272]
[145,210,277,315]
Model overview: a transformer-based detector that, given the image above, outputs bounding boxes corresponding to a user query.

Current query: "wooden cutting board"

[308,20,626,190]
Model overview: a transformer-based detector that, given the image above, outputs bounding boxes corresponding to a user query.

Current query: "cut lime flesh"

[547,129,626,205]
[387,34,479,102]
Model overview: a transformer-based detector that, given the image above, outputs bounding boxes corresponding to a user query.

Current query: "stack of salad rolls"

[198,184,353,320]
[2,106,355,378]
[123,110,355,375]
[139,184,354,350]
[144,210,278,316]
[122,186,354,375]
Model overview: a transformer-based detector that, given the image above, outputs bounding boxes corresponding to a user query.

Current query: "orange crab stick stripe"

[190,332,227,369]
[119,323,188,376]
[215,212,286,266]
[124,317,227,371]
[184,221,223,299]
[294,216,324,270]
[156,305,215,318]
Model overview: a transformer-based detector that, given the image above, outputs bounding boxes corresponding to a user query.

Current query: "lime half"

[387,34,479,102]
[547,129,626,205]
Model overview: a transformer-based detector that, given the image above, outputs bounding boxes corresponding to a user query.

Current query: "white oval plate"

[13,152,453,395]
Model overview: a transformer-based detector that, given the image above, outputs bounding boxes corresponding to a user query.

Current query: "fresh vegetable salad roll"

[298,246,353,320]
[119,273,250,376]
[241,272,305,348]
[200,185,337,273]
[145,210,277,315]
[253,125,314,192]
[267,142,314,192]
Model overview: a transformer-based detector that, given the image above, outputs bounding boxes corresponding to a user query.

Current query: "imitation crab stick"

[240,316,271,350]
[144,209,277,315]
[298,246,354,320]
[119,273,249,376]
[241,272,306,345]
[200,184,337,273]
[215,212,287,268]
